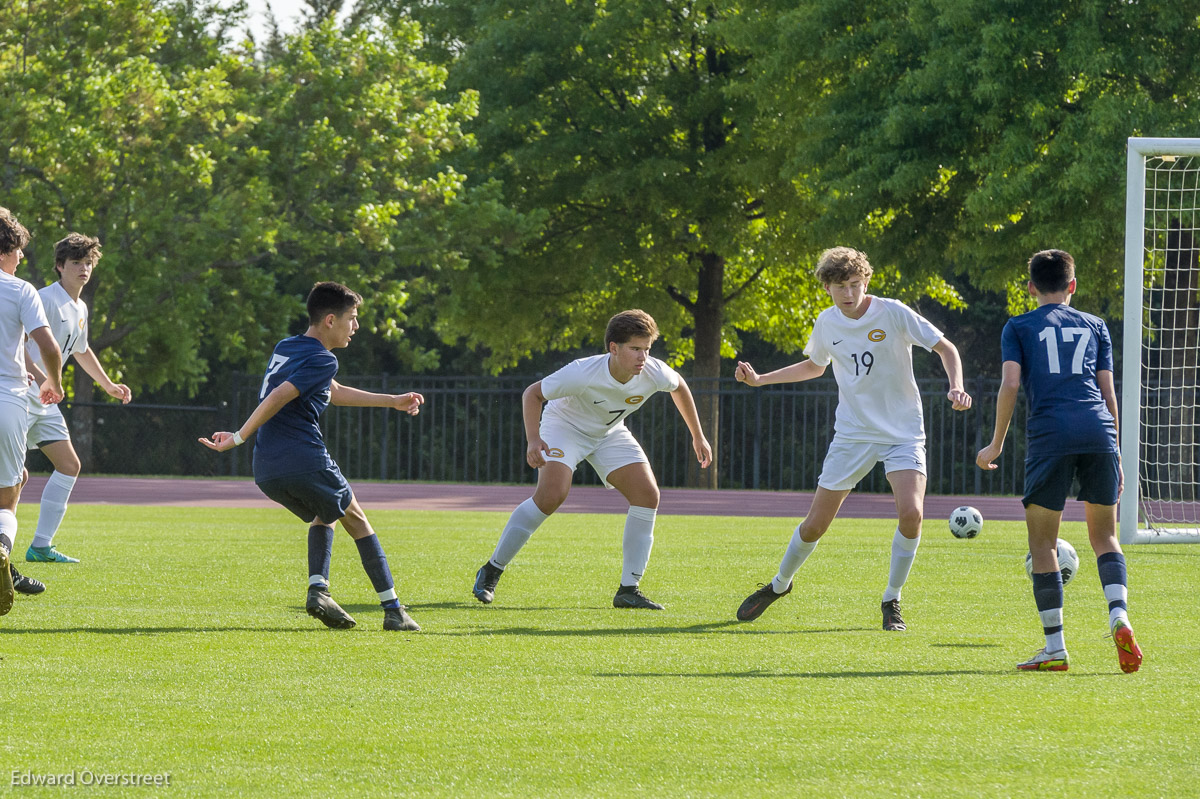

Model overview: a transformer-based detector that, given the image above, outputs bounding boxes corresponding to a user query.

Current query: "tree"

[398,0,842,487]
[746,0,1200,318]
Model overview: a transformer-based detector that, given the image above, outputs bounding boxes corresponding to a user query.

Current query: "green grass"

[3,506,1197,797]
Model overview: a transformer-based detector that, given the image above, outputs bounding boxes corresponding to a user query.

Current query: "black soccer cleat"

[383,606,421,632]
[305,587,356,629]
[882,599,907,631]
[736,581,792,622]
[472,561,503,604]
[0,544,11,616]
[613,585,664,610]
[10,564,46,595]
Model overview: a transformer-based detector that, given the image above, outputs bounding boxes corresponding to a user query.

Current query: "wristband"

[232,431,245,447]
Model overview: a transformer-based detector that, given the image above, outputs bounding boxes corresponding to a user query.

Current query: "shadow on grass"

[0,626,332,635]
[425,622,874,638]
[347,601,589,613]
[930,642,1002,648]
[594,668,1006,679]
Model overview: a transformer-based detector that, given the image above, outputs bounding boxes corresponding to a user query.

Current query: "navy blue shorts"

[257,465,353,524]
[1023,452,1120,511]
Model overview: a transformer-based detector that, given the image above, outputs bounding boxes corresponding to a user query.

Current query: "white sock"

[621,506,657,586]
[1105,583,1130,629]
[882,529,921,603]
[308,575,328,588]
[0,509,18,553]
[32,471,77,548]
[490,498,550,568]
[1040,608,1066,653]
[772,525,817,594]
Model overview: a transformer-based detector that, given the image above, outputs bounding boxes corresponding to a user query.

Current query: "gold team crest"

[868,329,887,342]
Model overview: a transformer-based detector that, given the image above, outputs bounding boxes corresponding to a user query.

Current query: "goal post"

[1121,137,1200,544]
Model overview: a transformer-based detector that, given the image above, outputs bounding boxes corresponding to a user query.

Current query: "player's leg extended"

[1084,500,1142,673]
[606,461,663,610]
[736,486,849,622]
[338,497,420,631]
[26,439,81,563]
[0,482,20,616]
[1019,503,1069,671]
[0,410,29,614]
[881,468,926,631]
[474,462,571,604]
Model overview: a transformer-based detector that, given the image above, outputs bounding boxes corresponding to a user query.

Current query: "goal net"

[1121,137,1200,543]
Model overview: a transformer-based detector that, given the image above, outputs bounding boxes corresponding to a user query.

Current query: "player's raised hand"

[975,442,1001,471]
[693,436,713,468]
[199,431,238,452]
[735,361,761,387]
[393,392,424,416]
[526,437,551,469]
[107,382,132,405]
[948,388,972,411]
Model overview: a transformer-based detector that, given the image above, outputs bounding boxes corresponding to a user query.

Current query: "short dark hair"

[306,282,362,325]
[605,309,659,348]
[1028,249,1075,294]
[0,207,31,256]
[54,233,103,271]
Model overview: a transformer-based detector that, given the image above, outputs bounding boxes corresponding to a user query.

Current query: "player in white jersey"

[0,208,65,616]
[734,247,972,631]
[472,310,713,610]
[22,234,130,567]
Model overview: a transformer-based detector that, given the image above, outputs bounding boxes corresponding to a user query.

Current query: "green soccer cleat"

[25,545,80,564]
[1017,647,1069,672]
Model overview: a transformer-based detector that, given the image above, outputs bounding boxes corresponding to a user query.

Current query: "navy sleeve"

[1000,320,1022,365]
[1096,320,1114,372]
[287,352,338,396]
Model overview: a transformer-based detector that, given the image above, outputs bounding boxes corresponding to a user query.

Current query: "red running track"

[20,474,1090,522]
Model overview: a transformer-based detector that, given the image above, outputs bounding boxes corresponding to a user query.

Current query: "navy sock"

[307,525,334,587]
[1032,571,1065,644]
[1097,551,1129,617]
[355,534,399,609]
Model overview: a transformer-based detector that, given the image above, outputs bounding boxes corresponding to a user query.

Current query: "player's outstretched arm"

[521,381,551,469]
[29,326,64,405]
[932,338,972,411]
[199,381,300,452]
[735,359,825,387]
[74,348,132,404]
[669,379,713,468]
[329,379,424,415]
[976,361,1020,470]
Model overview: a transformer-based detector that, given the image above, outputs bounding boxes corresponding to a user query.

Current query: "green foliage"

[0,0,485,393]
[7,504,1198,796]
[748,0,1200,316]
[399,0,831,375]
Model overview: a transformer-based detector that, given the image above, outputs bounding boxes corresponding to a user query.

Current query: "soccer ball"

[949,506,983,539]
[1024,538,1080,586]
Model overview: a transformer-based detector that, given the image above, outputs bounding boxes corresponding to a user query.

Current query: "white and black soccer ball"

[949,505,983,539]
[1024,538,1080,586]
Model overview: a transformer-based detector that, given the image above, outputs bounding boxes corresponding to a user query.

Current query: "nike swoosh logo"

[594,400,605,404]
[832,340,843,345]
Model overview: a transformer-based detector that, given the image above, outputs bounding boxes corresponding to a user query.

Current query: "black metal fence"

[31,374,1030,496]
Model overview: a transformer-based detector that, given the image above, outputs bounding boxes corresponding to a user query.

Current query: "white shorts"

[539,419,648,489]
[0,400,30,486]
[26,394,70,450]
[817,437,926,491]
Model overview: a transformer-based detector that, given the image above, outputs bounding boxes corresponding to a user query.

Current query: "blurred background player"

[200,282,425,632]
[0,207,64,616]
[23,233,132,567]
[976,249,1141,674]
[734,247,971,631]
[472,309,712,611]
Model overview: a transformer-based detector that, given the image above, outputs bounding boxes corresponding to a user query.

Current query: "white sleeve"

[803,314,832,366]
[20,284,50,335]
[540,360,584,401]
[651,359,682,392]
[896,302,943,351]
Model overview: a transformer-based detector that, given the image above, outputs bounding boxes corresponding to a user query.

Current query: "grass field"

[3,505,1198,798]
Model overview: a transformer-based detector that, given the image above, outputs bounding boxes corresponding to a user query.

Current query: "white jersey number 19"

[1038,326,1090,375]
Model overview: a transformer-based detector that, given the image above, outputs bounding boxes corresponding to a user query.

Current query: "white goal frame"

[1121,136,1200,544]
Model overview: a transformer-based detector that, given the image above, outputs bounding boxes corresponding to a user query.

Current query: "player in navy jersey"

[977,249,1142,673]
[201,282,425,632]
